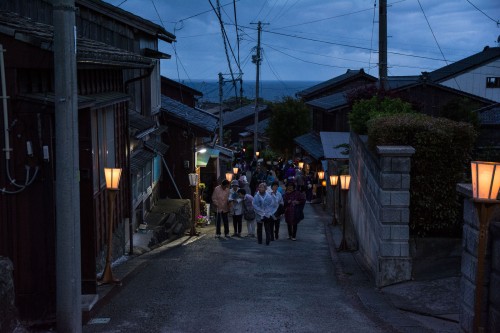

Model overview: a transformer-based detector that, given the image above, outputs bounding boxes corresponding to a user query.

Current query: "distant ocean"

[181,80,322,103]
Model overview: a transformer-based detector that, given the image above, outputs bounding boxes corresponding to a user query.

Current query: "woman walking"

[238,188,255,237]
[283,181,306,241]
[253,183,278,245]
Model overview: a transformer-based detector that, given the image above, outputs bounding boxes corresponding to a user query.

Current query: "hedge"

[367,113,477,237]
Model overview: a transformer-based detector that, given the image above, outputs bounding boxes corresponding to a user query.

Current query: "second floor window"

[486,77,500,88]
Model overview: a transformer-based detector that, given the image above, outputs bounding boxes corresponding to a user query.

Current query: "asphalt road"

[83,204,388,333]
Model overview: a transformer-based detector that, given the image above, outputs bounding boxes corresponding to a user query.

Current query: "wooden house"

[223,104,270,147]
[0,0,174,321]
[427,46,500,103]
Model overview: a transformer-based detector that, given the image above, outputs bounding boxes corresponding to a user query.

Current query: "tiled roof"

[130,149,155,172]
[306,91,348,111]
[223,104,268,125]
[476,103,500,125]
[296,69,377,97]
[160,95,218,133]
[0,10,154,68]
[294,132,324,160]
[145,140,169,155]
[427,47,500,82]
[129,112,161,139]
[77,0,176,43]
[244,118,269,135]
[320,132,350,159]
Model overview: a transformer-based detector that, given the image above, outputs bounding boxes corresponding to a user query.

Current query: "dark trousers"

[257,217,274,245]
[287,223,298,238]
[216,212,229,236]
[271,218,280,240]
[232,214,243,234]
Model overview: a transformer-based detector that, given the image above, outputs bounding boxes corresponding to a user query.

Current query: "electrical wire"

[465,0,499,25]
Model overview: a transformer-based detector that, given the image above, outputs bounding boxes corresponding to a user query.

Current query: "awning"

[129,112,157,139]
[130,149,155,172]
[196,148,220,167]
[145,140,169,155]
[294,132,324,160]
[319,132,350,159]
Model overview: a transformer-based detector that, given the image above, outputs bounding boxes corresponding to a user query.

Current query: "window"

[486,77,500,88]
[91,106,116,192]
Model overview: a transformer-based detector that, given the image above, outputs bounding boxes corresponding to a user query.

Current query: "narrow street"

[83,203,388,333]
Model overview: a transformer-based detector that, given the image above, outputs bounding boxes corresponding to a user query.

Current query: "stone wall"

[349,133,414,287]
[457,184,500,333]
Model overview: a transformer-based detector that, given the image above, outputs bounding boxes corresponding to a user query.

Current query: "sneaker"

[232,233,238,237]
[287,236,291,240]
[225,234,231,238]
[291,238,297,241]
[236,233,241,237]
[215,234,221,238]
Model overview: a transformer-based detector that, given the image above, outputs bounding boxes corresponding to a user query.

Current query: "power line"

[465,0,499,25]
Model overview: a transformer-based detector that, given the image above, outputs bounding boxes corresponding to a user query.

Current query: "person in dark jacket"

[283,181,306,241]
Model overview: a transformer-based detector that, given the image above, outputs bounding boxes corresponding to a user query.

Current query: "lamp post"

[188,173,199,236]
[233,167,239,175]
[471,161,500,333]
[317,170,325,205]
[194,147,206,220]
[338,174,351,252]
[298,161,304,170]
[330,175,339,225]
[255,151,260,158]
[225,172,233,182]
[99,167,122,285]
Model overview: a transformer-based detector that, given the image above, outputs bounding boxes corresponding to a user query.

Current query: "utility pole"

[218,72,223,145]
[379,0,388,90]
[53,0,81,331]
[251,21,268,156]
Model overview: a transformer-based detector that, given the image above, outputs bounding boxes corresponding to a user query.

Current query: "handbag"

[243,200,255,221]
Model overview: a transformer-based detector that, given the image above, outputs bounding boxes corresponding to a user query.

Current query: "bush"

[368,113,477,237]
[349,96,414,134]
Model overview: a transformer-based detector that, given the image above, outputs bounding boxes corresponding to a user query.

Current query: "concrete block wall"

[349,133,414,287]
[457,183,500,333]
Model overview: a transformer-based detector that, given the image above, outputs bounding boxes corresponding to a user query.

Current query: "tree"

[266,97,311,158]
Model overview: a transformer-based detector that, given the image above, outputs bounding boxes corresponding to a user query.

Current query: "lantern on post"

[338,174,351,252]
[99,168,122,285]
[233,167,239,175]
[470,161,500,332]
[330,175,339,225]
[188,173,199,236]
[298,161,304,170]
[225,172,233,182]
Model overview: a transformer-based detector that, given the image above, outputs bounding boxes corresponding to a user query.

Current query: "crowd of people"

[211,159,310,243]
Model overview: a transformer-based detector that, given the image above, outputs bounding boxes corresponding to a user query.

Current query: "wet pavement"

[81,201,460,333]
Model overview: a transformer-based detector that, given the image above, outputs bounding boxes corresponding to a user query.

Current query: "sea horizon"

[180,79,322,103]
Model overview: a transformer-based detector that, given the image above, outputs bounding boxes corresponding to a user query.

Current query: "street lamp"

[255,151,260,158]
[225,172,233,182]
[330,175,339,225]
[317,171,325,205]
[298,161,304,170]
[338,174,351,252]
[99,167,122,285]
[188,173,199,236]
[233,167,239,175]
[470,161,500,333]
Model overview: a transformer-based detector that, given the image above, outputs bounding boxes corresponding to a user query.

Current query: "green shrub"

[349,96,414,134]
[368,113,477,237]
